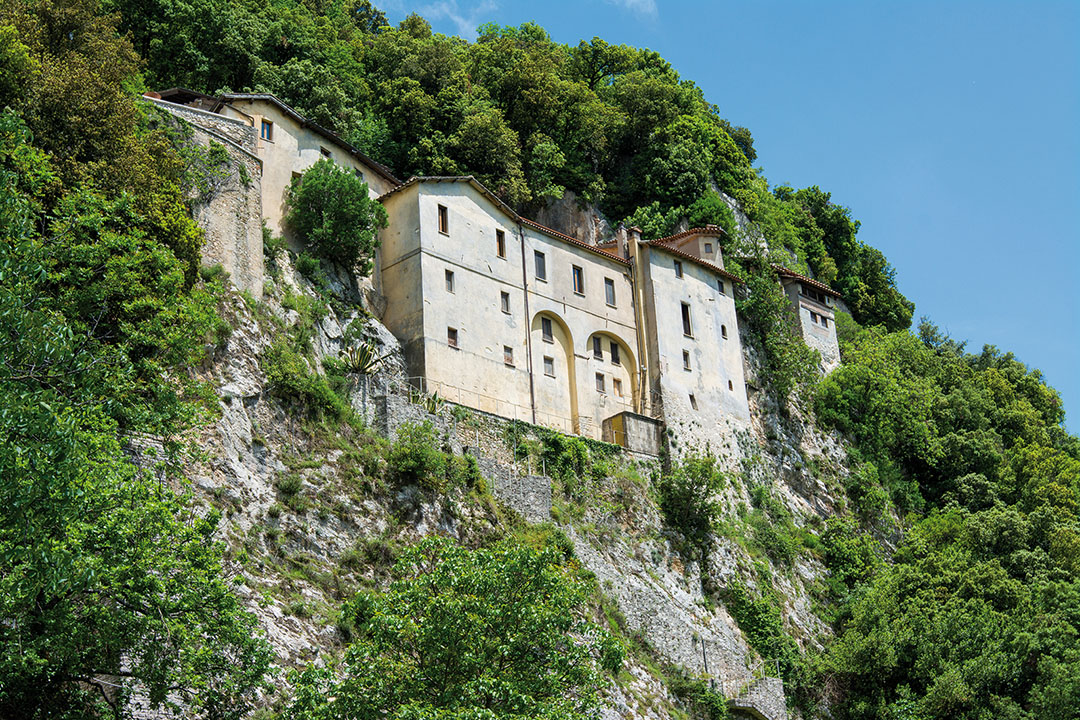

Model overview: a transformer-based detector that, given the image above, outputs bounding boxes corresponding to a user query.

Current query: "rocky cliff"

[179,202,857,718]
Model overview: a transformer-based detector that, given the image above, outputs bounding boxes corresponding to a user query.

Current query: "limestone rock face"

[533,189,613,246]
[170,189,851,720]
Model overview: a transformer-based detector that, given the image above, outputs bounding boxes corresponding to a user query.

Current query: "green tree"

[285,158,388,272]
[285,536,623,720]
[0,110,270,719]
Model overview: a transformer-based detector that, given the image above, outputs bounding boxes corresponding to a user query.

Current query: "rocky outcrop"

[533,189,613,245]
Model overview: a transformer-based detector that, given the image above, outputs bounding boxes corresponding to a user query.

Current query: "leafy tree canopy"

[285,158,388,272]
[285,536,623,720]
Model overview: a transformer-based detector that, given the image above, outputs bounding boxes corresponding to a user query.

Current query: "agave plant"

[340,341,391,375]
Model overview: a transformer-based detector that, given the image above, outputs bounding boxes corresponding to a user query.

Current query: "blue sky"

[382,0,1080,429]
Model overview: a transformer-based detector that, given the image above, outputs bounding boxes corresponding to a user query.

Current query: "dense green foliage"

[103,0,911,331]
[4,2,1077,719]
[0,29,270,716]
[285,536,623,720]
[806,321,1079,719]
[285,158,388,272]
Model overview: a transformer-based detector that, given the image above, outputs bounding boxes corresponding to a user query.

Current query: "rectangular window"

[604,277,616,306]
[689,393,698,410]
[500,291,511,314]
[822,316,829,328]
[541,317,553,343]
[595,373,605,393]
[674,260,683,278]
[534,251,547,281]
[683,350,691,371]
[721,324,728,339]
[613,378,623,397]
[438,204,449,235]
[810,311,820,324]
[704,242,713,254]
[260,119,273,141]
[610,342,620,365]
[496,229,506,258]
[447,327,458,348]
[717,279,726,295]
[320,146,332,159]
[592,336,603,359]
[572,265,584,295]
[681,302,693,337]
[504,346,514,366]
[445,269,454,293]
[543,356,555,377]
[353,168,364,181]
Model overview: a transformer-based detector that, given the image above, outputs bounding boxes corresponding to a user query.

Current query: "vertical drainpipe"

[628,232,651,417]
[518,221,537,425]
[626,257,643,416]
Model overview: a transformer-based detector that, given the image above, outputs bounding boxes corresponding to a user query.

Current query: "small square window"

[500,291,511,314]
[438,204,449,235]
[718,279,726,295]
[681,302,693,337]
[604,277,616,306]
[610,342,620,365]
[721,324,728,339]
[674,260,683,278]
[543,356,555,377]
[260,119,273,141]
[595,373,605,393]
[447,327,458,348]
[689,393,698,410]
[572,265,584,295]
[704,242,713,254]
[592,336,603,359]
[682,350,691,371]
[504,346,514,366]
[445,269,455,293]
[534,251,547,281]
[320,146,332,159]
[541,317,553,343]
[496,229,506,258]
[613,378,623,397]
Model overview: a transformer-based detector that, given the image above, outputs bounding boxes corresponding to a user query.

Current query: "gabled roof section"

[379,176,630,266]
[379,176,521,226]
[647,239,742,284]
[217,93,401,186]
[652,225,728,247]
[773,265,842,298]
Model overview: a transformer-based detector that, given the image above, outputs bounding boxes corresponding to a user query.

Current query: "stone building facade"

[151,90,843,455]
[775,266,842,373]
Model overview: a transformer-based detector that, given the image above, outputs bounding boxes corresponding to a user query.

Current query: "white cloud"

[419,0,499,38]
[604,0,658,18]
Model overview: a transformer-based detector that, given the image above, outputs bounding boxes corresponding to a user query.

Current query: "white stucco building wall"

[776,267,842,373]
[377,178,639,440]
[633,229,751,457]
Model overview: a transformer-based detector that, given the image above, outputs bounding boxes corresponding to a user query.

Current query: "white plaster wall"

[378,191,426,376]
[523,226,639,439]
[642,245,751,455]
[413,183,533,420]
[226,99,396,239]
[782,280,840,373]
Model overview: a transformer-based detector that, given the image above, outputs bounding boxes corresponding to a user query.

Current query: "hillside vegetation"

[1,1,1078,720]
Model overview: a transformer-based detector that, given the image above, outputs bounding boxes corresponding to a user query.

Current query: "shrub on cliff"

[285,158,388,273]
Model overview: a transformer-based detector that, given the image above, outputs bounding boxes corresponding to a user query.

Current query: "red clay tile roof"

[651,225,728,245]
[519,218,630,265]
[647,239,742,284]
[773,265,842,298]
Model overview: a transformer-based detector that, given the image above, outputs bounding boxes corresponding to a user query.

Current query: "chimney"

[614,222,629,260]
[626,226,642,260]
